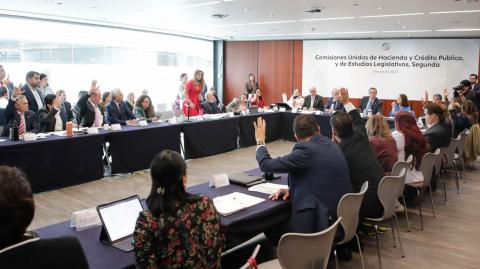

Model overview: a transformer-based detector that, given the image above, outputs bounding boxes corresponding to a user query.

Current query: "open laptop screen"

[97,196,144,242]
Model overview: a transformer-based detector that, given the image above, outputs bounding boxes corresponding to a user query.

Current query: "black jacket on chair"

[338,108,384,219]
[2,99,38,137]
[424,121,452,152]
[0,236,89,269]
[256,135,352,233]
[360,96,383,115]
[302,95,324,110]
[38,107,66,133]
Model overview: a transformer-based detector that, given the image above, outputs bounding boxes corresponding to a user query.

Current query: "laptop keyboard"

[113,238,133,252]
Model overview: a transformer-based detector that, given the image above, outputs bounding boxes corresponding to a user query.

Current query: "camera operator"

[453,80,480,112]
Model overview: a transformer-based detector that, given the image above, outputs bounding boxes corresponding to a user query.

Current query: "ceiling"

[0,0,479,40]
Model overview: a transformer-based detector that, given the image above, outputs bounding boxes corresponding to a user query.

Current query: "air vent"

[212,14,228,19]
[305,8,322,13]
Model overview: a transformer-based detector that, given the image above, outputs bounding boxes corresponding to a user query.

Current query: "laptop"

[96,195,144,252]
[229,172,266,187]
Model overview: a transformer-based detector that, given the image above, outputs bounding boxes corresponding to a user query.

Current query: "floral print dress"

[133,196,224,269]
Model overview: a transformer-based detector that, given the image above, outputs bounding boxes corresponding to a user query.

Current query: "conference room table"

[1,110,395,193]
[36,169,290,269]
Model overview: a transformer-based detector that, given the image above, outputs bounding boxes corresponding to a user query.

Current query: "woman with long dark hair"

[245,73,259,95]
[134,150,224,269]
[390,93,412,117]
[183,70,204,116]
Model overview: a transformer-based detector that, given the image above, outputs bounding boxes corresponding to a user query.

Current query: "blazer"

[133,106,147,119]
[245,81,259,95]
[38,107,66,133]
[424,121,452,152]
[0,236,88,269]
[126,101,134,112]
[2,99,38,136]
[360,96,383,115]
[256,135,352,233]
[302,95,324,110]
[75,93,97,127]
[338,109,384,219]
[201,101,221,114]
[62,101,74,122]
[325,97,345,111]
[22,84,44,113]
[106,100,136,125]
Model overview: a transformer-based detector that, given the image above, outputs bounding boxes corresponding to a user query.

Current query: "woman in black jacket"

[38,94,66,133]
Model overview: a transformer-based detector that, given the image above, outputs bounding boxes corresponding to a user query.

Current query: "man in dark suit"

[56,90,73,122]
[201,91,221,114]
[360,87,383,115]
[302,86,324,111]
[332,88,383,220]
[254,114,352,237]
[2,87,38,137]
[0,65,14,97]
[106,88,136,125]
[325,88,345,112]
[38,94,66,133]
[470,74,480,92]
[76,80,103,127]
[22,71,43,113]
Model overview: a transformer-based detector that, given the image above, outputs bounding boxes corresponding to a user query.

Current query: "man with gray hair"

[302,86,324,111]
[2,86,38,137]
[201,91,221,114]
[75,80,103,127]
[325,88,345,113]
[106,88,136,125]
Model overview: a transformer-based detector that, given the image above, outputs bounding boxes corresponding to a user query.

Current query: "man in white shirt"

[38,94,66,133]
[75,80,103,127]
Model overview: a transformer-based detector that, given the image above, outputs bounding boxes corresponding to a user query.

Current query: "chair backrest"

[444,137,459,166]
[457,131,468,157]
[391,154,412,177]
[277,217,342,269]
[433,147,445,176]
[378,169,406,220]
[336,181,368,245]
[420,150,439,188]
[239,244,261,269]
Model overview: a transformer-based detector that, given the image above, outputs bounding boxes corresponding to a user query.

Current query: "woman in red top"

[183,70,204,116]
[250,88,265,108]
[365,114,398,175]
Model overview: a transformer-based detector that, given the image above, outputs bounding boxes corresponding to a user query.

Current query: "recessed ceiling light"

[435,28,480,32]
[377,6,383,10]
[360,13,425,18]
[243,8,250,12]
[429,10,480,14]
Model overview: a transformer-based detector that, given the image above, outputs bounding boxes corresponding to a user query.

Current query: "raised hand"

[338,87,350,104]
[90,80,100,92]
[253,117,266,143]
[12,84,24,98]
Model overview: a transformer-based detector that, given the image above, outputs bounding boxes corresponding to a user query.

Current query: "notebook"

[229,173,265,187]
[213,192,265,216]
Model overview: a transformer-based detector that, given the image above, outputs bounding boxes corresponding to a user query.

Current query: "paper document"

[248,183,289,195]
[70,208,102,231]
[213,192,265,216]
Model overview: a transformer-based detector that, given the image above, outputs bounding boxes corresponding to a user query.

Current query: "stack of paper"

[248,183,289,195]
[213,192,265,216]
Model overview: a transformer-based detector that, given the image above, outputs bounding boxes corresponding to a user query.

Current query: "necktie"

[18,114,25,136]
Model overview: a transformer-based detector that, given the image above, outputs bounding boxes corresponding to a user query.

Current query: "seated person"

[365,114,398,174]
[0,166,88,269]
[249,88,266,108]
[134,150,224,268]
[38,94,66,133]
[424,103,452,152]
[133,95,152,120]
[2,87,37,137]
[255,114,352,241]
[450,99,478,137]
[286,89,304,110]
[226,94,248,112]
[325,88,345,113]
[75,80,103,127]
[106,88,137,125]
[360,87,383,115]
[201,91,221,114]
[331,88,384,219]
[390,93,412,117]
[56,90,73,122]
[99,91,111,117]
[302,86,324,111]
[126,92,135,112]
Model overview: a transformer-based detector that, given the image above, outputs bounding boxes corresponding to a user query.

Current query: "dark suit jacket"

[472,83,480,92]
[2,99,38,136]
[256,135,352,233]
[126,101,134,112]
[338,109,384,219]
[38,107,66,133]
[62,101,73,122]
[325,97,345,111]
[201,101,221,114]
[106,100,136,125]
[245,81,259,95]
[360,96,383,115]
[302,95,324,110]
[75,93,97,127]
[22,84,44,113]
[0,236,88,269]
[424,121,452,152]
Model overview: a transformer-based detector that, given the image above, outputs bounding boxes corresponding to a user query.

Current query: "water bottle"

[9,120,19,141]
